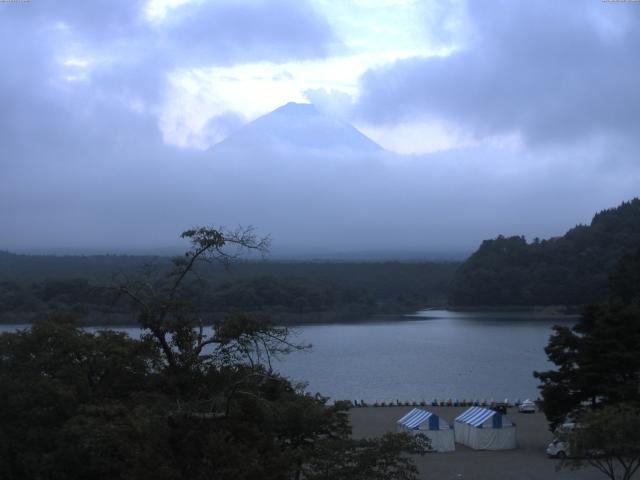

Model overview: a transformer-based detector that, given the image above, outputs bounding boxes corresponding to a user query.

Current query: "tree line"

[451,198,640,307]
[0,254,456,325]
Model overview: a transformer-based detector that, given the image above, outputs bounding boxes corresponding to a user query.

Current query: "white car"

[518,399,536,413]
[547,434,603,459]
[546,438,569,458]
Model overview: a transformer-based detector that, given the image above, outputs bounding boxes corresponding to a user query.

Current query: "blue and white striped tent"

[454,407,516,450]
[396,408,455,452]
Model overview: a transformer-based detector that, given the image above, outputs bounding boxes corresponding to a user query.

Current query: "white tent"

[396,408,455,452]
[454,406,517,450]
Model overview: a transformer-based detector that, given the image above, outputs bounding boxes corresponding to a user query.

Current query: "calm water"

[0,310,576,403]
[275,310,576,403]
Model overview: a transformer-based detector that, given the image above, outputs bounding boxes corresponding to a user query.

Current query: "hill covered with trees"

[0,252,457,325]
[450,198,640,307]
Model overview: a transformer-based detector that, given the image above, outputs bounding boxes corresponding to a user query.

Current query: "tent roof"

[455,407,500,427]
[397,408,435,429]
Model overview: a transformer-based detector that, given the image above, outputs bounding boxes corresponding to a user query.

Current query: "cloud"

[0,0,339,163]
[3,100,638,254]
[5,0,145,40]
[1,0,639,255]
[162,0,336,65]
[304,88,354,118]
[356,0,640,147]
[0,0,337,249]
[198,111,248,147]
[0,0,336,112]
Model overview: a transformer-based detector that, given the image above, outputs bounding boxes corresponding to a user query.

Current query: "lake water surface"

[274,309,576,403]
[0,309,577,403]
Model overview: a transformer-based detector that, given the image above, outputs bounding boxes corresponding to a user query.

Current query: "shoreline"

[0,305,581,327]
[444,305,582,315]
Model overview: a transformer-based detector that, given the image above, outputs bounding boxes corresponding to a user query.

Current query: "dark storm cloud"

[1,0,639,254]
[0,0,335,102]
[357,0,640,146]
[0,0,338,250]
[4,0,145,39]
[162,0,336,65]
[0,0,336,161]
[4,0,333,59]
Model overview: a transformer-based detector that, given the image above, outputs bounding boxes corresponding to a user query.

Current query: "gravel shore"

[349,405,614,480]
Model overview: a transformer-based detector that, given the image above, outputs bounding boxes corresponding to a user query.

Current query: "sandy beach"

[349,405,615,480]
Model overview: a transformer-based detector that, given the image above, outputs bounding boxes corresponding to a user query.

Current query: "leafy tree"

[303,433,429,480]
[534,247,640,429]
[0,226,425,480]
[0,315,160,479]
[609,248,640,306]
[562,404,640,480]
[116,225,271,372]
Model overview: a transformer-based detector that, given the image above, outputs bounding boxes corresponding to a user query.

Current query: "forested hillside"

[0,254,457,324]
[450,198,640,306]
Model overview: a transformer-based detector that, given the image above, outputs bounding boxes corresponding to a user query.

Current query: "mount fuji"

[211,102,383,153]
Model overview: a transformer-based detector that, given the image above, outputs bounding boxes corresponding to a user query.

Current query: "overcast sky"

[1,0,639,256]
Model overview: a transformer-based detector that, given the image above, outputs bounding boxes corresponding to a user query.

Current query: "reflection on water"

[0,310,578,402]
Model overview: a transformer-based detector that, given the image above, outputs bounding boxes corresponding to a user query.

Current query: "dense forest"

[450,198,640,307]
[3,198,640,322]
[0,252,457,325]
[0,228,427,480]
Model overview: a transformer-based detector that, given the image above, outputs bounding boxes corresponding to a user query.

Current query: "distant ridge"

[211,102,383,152]
[450,198,640,307]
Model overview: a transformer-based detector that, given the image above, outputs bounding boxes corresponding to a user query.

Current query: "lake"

[0,309,577,403]
[274,309,577,403]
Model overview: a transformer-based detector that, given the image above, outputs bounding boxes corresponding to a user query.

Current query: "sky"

[1,0,639,256]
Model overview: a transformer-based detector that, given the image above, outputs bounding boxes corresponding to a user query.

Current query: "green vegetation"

[0,226,426,480]
[0,316,427,480]
[451,198,640,307]
[535,247,640,427]
[0,251,456,325]
[535,248,640,479]
[564,404,640,480]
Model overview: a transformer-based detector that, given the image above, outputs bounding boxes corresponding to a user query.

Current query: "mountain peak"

[212,102,382,153]
[273,102,318,114]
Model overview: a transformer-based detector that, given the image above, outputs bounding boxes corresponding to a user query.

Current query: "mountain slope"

[211,102,383,152]
[450,198,640,306]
